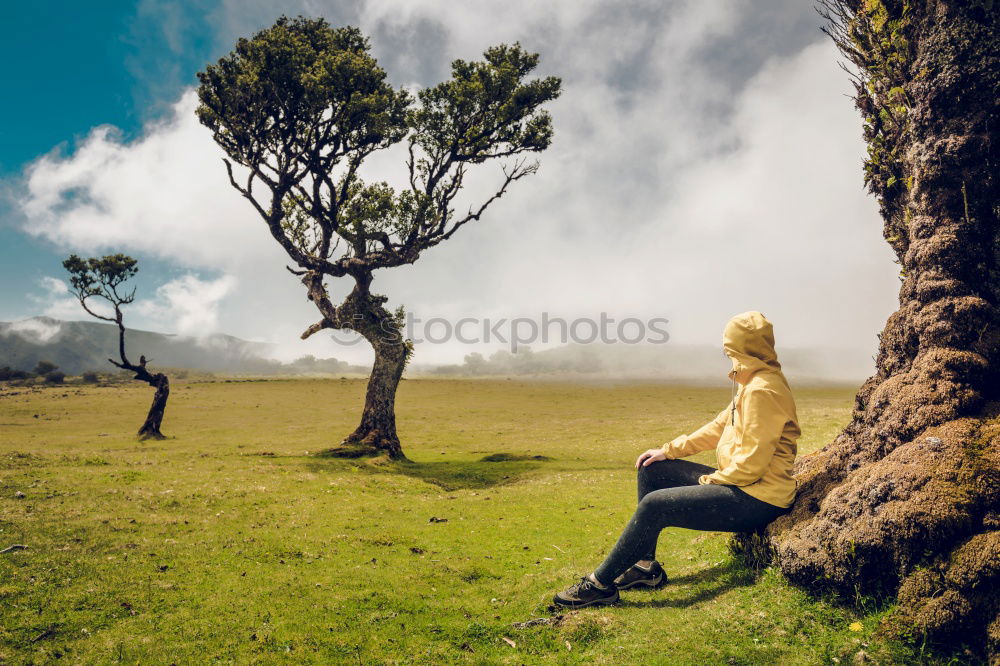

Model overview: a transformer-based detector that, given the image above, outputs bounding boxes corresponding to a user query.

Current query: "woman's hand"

[635,448,667,470]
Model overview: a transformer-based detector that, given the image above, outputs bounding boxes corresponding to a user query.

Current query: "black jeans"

[593,458,791,585]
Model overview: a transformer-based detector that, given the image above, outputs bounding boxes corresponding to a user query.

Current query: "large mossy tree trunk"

[733,0,999,658]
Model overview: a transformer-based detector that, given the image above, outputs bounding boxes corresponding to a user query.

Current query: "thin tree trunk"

[137,373,169,440]
[109,311,171,441]
[733,2,999,659]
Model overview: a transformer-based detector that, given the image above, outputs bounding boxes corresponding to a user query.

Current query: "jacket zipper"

[731,370,737,425]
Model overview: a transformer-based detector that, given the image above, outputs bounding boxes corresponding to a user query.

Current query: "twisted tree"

[195,16,560,459]
[733,0,999,659]
[63,254,170,440]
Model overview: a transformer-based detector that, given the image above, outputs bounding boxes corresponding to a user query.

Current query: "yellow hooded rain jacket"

[660,311,800,509]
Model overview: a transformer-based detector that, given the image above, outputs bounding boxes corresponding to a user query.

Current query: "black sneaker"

[552,576,620,608]
[613,561,667,590]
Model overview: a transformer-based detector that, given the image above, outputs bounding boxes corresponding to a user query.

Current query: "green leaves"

[341,182,398,235]
[62,253,138,303]
[195,16,409,172]
[409,42,561,165]
[62,253,140,328]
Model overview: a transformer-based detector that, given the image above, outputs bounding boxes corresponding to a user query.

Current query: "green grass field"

[0,377,945,664]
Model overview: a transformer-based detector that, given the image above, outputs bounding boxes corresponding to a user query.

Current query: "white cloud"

[29,276,94,321]
[616,41,898,351]
[4,317,63,344]
[135,274,238,337]
[19,93,276,269]
[38,276,70,298]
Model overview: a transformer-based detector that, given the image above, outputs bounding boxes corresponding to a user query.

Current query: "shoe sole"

[616,573,667,590]
[552,593,620,609]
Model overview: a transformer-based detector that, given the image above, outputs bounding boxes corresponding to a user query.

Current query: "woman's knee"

[637,458,681,489]
[637,457,677,479]
[634,493,667,523]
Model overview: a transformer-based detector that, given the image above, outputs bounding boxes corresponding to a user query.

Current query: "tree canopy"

[196,16,560,281]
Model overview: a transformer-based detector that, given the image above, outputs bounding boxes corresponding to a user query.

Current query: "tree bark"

[307,273,410,460]
[732,1,999,659]
[108,312,171,441]
[137,372,169,440]
[339,335,407,459]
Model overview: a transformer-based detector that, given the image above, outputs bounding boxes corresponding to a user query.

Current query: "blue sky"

[0,0,217,319]
[0,0,898,366]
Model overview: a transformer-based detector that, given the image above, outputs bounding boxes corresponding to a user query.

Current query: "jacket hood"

[723,311,781,384]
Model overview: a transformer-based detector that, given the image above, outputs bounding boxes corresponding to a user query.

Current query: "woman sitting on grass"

[553,311,800,608]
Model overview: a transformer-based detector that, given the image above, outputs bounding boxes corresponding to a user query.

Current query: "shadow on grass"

[615,560,761,609]
[305,453,555,491]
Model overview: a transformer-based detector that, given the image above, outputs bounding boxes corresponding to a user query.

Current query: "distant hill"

[0,317,272,375]
[1,316,874,384]
[0,317,369,376]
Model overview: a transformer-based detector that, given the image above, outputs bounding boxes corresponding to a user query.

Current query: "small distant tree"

[33,360,58,376]
[463,352,487,375]
[62,254,170,440]
[0,367,31,381]
[82,371,100,384]
[0,366,30,381]
[196,16,561,458]
[43,370,65,384]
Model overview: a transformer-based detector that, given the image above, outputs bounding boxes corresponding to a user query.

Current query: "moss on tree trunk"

[733,1,1000,659]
